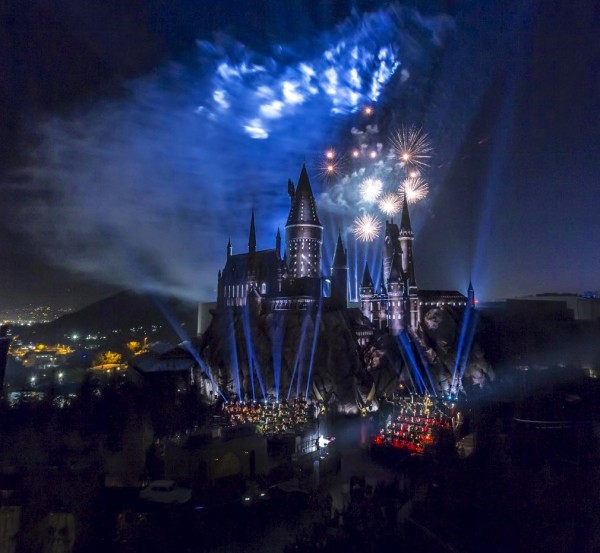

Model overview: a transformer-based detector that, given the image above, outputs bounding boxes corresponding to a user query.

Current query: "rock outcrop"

[197,303,493,410]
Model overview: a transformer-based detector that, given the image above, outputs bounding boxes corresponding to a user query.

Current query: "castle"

[216,165,472,334]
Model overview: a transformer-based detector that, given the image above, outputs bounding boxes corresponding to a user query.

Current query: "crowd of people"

[373,395,453,454]
[221,396,315,435]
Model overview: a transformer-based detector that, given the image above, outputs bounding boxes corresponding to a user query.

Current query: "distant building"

[508,293,600,321]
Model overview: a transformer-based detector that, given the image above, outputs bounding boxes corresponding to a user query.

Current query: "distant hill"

[13,291,198,346]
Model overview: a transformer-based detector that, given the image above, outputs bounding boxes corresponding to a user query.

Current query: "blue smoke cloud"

[13,4,453,302]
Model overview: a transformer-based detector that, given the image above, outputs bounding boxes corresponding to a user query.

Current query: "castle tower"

[248,209,256,254]
[285,165,323,295]
[383,220,401,285]
[330,231,348,306]
[399,196,421,327]
[399,194,416,291]
[217,269,224,308]
[275,227,281,258]
[377,262,388,324]
[247,210,258,294]
[387,254,403,335]
[468,281,475,307]
[360,263,375,321]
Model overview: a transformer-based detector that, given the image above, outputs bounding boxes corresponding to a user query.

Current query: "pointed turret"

[468,280,475,307]
[398,194,417,288]
[227,237,232,258]
[276,227,281,258]
[359,262,375,322]
[399,194,413,238]
[332,231,347,267]
[286,164,322,227]
[361,263,374,288]
[285,165,323,282]
[248,210,256,254]
[330,231,348,306]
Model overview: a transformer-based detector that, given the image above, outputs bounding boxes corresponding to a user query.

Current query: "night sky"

[1,0,598,310]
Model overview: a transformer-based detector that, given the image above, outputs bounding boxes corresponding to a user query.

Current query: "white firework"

[400,176,429,204]
[353,213,381,242]
[359,177,383,203]
[391,125,432,168]
[378,193,402,216]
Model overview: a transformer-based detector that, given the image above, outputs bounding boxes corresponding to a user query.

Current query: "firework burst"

[353,213,381,242]
[378,193,402,216]
[317,149,345,181]
[400,176,429,204]
[391,126,432,168]
[359,177,383,203]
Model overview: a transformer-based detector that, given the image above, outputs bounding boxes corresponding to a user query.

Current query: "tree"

[126,341,142,356]
[93,351,122,366]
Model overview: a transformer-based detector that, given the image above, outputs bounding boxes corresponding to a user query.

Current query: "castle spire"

[286,164,322,227]
[248,210,256,254]
[330,231,348,305]
[400,193,413,237]
[276,227,281,258]
[332,231,347,267]
[285,165,323,281]
[399,194,417,288]
[227,236,232,258]
[468,280,475,307]
[361,262,374,288]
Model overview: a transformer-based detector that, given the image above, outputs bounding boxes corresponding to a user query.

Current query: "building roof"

[221,249,280,286]
[388,253,403,282]
[332,232,347,267]
[248,210,256,252]
[418,290,467,301]
[286,165,322,227]
[361,263,374,288]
